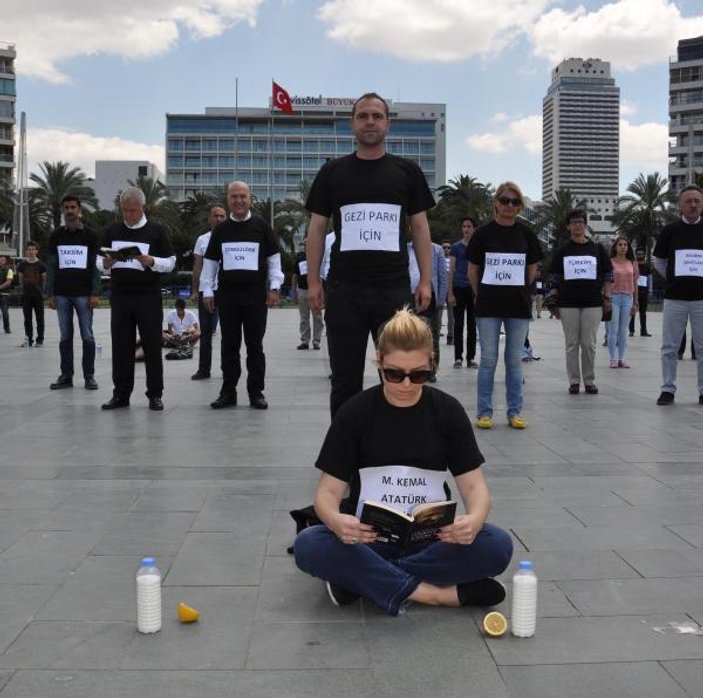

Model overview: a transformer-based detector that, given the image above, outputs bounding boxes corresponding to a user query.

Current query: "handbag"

[602,301,612,322]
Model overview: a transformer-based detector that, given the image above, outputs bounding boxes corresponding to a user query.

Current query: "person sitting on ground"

[293,308,513,615]
[162,298,200,348]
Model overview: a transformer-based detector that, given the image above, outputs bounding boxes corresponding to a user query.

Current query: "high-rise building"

[542,58,620,234]
[92,160,164,210]
[0,43,16,188]
[165,96,446,203]
[669,36,703,195]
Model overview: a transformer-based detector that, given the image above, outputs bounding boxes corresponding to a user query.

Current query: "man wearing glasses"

[304,92,435,417]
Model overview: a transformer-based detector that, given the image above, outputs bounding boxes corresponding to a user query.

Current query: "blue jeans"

[607,293,633,361]
[56,295,95,378]
[476,317,530,418]
[294,523,513,616]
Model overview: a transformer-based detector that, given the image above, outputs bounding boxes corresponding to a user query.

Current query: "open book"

[360,500,457,545]
[100,246,142,262]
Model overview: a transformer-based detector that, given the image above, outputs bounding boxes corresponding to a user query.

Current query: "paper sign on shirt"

[481,252,526,286]
[298,260,308,276]
[57,245,88,270]
[563,255,597,281]
[111,240,149,271]
[339,203,401,252]
[356,465,447,518]
[674,249,703,278]
[638,275,648,288]
[222,241,260,271]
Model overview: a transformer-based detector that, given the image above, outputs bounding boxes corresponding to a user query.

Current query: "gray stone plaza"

[1,306,703,697]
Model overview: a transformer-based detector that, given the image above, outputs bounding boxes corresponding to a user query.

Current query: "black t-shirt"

[204,215,279,302]
[103,220,175,296]
[48,226,99,297]
[17,259,47,298]
[653,219,703,300]
[315,385,484,517]
[549,239,612,308]
[305,153,435,287]
[466,220,543,318]
[294,252,309,290]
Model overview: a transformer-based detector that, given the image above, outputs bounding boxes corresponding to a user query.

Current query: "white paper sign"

[563,255,597,281]
[110,240,149,271]
[57,245,88,270]
[356,465,448,518]
[339,203,401,252]
[638,275,648,288]
[222,241,260,271]
[298,260,308,276]
[674,249,703,278]
[481,252,526,286]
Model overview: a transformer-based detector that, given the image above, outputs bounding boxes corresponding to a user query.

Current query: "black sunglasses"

[381,367,434,384]
[497,196,521,207]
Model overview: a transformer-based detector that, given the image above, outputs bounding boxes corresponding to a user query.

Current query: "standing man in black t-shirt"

[291,243,323,350]
[629,247,652,337]
[17,241,47,347]
[305,92,435,417]
[46,195,101,391]
[98,187,176,411]
[201,181,284,410]
[653,184,703,406]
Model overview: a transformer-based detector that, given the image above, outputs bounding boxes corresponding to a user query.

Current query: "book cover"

[100,246,142,262]
[360,500,457,545]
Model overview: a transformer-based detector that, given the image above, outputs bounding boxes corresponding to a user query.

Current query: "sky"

[5,0,703,202]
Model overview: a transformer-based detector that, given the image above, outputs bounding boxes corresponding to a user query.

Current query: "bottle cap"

[518,560,533,570]
[140,557,156,566]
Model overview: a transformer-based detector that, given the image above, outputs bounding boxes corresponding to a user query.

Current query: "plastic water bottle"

[136,557,162,634]
[511,560,537,637]
[96,342,102,359]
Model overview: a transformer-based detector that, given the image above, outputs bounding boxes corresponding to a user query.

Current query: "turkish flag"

[272,81,294,115]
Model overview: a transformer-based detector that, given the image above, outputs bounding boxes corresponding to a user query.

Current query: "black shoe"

[584,384,599,395]
[191,371,211,380]
[249,394,268,410]
[211,393,237,409]
[50,375,73,390]
[699,395,703,406]
[446,337,453,345]
[457,578,506,607]
[313,342,321,350]
[657,391,675,406]
[678,353,684,360]
[84,377,98,390]
[35,340,43,347]
[326,581,361,607]
[148,397,164,411]
[641,332,652,337]
[297,343,309,350]
[101,396,129,410]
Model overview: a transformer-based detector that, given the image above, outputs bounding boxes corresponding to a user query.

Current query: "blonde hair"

[377,308,434,364]
[494,181,526,215]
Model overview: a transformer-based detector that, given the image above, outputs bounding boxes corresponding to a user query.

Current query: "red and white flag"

[272,81,294,115]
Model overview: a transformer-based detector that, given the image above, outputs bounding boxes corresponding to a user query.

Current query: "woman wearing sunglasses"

[294,308,513,615]
[467,182,543,429]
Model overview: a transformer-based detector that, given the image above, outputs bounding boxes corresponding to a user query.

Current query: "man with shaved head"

[201,181,284,410]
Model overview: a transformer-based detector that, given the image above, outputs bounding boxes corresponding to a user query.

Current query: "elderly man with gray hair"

[98,186,176,411]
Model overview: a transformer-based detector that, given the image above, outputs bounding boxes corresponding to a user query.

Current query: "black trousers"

[452,286,476,362]
[22,294,44,342]
[110,293,163,400]
[325,280,412,418]
[628,289,649,334]
[197,293,219,374]
[216,292,268,398]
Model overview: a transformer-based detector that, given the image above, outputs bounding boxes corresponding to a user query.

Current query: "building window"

[138,166,147,177]
[185,139,200,151]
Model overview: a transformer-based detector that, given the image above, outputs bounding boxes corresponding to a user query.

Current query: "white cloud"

[529,0,703,71]
[620,100,638,117]
[620,119,668,169]
[466,114,543,155]
[27,128,164,178]
[317,0,550,62]
[4,1,263,83]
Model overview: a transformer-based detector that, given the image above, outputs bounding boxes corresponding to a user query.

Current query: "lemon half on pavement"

[178,602,200,623]
[482,611,507,637]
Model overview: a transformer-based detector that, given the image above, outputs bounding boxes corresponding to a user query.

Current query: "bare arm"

[305,214,328,312]
[191,254,203,303]
[468,262,480,298]
[313,473,376,545]
[437,469,491,546]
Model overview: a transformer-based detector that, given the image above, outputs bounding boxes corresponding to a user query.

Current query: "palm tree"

[532,188,587,247]
[0,179,13,232]
[429,175,494,241]
[126,176,169,219]
[251,196,306,254]
[29,161,97,230]
[612,173,676,256]
[181,192,221,241]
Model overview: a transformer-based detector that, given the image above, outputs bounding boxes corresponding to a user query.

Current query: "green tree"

[429,175,494,242]
[181,192,221,241]
[251,196,306,254]
[29,161,97,231]
[532,188,587,248]
[612,172,676,257]
[126,176,169,218]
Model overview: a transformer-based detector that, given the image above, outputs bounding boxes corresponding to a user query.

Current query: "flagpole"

[234,77,238,193]
[269,78,274,231]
